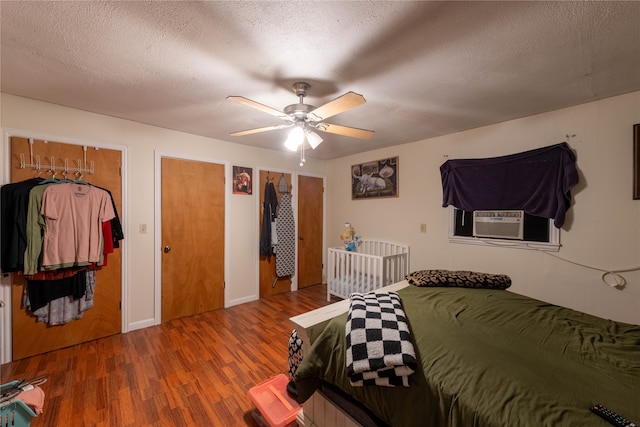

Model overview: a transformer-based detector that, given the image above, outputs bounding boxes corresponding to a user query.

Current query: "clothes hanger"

[72,170,89,185]
[57,170,74,183]
[39,170,61,184]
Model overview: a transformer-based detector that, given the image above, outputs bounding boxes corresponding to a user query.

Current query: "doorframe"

[153,151,230,325]
[254,167,326,298]
[1,128,129,364]
[255,167,296,296]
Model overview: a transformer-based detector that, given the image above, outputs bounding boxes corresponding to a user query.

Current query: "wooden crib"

[326,239,410,301]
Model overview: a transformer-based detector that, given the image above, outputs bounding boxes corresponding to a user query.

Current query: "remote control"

[590,404,636,427]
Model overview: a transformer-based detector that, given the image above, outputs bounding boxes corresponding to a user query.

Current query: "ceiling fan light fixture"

[284,124,304,151]
[306,129,323,149]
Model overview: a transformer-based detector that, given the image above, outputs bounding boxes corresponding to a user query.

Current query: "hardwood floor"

[1,284,338,426]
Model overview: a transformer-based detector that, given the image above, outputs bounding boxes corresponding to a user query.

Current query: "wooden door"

[161,157,225,322]
[297,175,324,289]
[259,171,292,298]
[9,137,122,360]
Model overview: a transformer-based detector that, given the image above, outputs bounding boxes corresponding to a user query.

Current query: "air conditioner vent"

[473,210,524,240]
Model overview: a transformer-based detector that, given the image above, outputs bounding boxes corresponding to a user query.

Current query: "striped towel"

[345,291,417,387]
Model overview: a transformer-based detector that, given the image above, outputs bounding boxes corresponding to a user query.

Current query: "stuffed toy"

[340,222,361,251]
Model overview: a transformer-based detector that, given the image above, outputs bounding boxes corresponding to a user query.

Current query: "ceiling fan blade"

[226,96,289,119]
[315,122,375,140]
[307,92,366,122]
[229,123,292,137]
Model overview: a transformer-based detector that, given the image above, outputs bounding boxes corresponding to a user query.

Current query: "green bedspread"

[294,286,640,427]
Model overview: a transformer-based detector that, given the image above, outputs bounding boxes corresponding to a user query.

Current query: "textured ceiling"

[2,1,640,160]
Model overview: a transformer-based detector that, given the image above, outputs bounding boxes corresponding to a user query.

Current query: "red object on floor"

[248,374,301,427]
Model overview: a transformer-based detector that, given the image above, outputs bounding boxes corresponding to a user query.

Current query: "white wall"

[0,93,327,331]
[326,91,640,325]
[2,90,638,337]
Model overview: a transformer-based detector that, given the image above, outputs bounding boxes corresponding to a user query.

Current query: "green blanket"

[294,286,640,427]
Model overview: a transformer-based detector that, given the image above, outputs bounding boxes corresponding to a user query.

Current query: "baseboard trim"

[128,318,156,331]
[227,295,258,307]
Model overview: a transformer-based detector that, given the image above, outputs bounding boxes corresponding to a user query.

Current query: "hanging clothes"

[101,220,114,266]
[1,176,122,326]
[276,192,296,277]
[40,182,115,268]
[25,270,96,326]
[0,178,44,272]
[23,182,53,275]
[23,182,121,273]
[26,269,87,312]
[272,175,289,254]
[93,185,124,248]
[260,181,278,257]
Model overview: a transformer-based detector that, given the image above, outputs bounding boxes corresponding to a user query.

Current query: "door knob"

[299,236,304,240]
[163,246,171,253]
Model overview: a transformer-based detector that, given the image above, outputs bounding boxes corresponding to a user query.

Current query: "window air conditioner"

[473,210,524,240]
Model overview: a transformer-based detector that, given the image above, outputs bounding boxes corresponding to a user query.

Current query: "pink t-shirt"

[41,183,115,267]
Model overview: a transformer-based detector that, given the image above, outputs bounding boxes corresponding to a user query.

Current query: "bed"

[290,279,640,427]
[327,240,409,302]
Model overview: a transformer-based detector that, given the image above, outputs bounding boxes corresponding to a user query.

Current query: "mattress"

[331,273,383,292]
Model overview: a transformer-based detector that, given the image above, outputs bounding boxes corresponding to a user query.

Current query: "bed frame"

[290,281,410,427]
[327,240,409,302]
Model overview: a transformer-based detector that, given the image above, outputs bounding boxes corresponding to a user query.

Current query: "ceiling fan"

[227,82,375,154]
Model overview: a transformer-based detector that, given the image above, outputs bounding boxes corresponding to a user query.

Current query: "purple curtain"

[440,143,579,228]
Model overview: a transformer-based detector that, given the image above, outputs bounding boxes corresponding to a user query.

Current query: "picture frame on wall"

[233,166,253,195]
[634,124,639,200]
[351,156,399,199]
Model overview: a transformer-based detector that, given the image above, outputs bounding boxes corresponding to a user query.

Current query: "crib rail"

[327,240,409,301]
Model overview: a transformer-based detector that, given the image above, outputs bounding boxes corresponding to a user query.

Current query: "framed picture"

[233,166,252,195]
[634,124,640,200]
[351,156,399,199]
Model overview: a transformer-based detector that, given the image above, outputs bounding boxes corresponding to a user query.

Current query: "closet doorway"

[160,157,225,322]
[258,171,324,297]
[9,137,123,360]
[258,171,293,298]
[297,175,323,289]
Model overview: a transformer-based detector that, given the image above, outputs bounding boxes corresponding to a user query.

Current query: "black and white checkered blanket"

[345,291,417,387]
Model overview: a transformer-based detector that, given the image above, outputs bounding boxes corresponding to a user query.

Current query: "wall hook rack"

[18,138,95,175]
